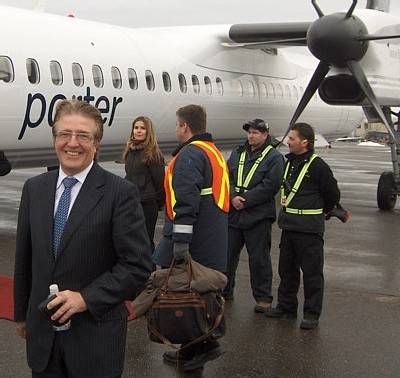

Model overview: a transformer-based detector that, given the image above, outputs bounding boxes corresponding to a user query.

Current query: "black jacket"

[124,149,165,206]
[228,136,284,229]
[278,150,340,234]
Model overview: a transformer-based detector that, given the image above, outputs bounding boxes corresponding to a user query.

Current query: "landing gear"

[377,171,397,210]
[376,107,400,211]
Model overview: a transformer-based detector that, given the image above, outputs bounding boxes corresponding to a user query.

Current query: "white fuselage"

[0,6,363,167]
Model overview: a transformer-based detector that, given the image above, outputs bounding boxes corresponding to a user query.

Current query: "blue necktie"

[53,177,78,257]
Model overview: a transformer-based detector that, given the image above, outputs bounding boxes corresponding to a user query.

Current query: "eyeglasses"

[55,131,95,143]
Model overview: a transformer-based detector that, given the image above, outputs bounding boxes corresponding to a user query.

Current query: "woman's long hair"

[121,116,164,164]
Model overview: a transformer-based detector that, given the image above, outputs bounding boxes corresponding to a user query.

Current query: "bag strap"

[147,295,225,351]
[161,256,193,292]
[178,296,225,352]
[147,323,179,350]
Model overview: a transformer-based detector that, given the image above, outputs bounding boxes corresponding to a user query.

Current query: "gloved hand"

[173,242,190,263]
[325,205,351,223]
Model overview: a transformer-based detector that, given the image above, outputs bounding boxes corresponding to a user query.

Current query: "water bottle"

[48,284,71,331]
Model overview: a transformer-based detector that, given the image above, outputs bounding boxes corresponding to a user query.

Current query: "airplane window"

[178,73,187,93]
[216,77,223,95]
[192,75,200,94]
[0,56,14,83]
[247,81,255,98]
[233,80,243,97]
[285,85,291,100]
[145,70,155,91]
[92,65,104,88]
[267,83,275,99]
[26,58,40,84]
[128,68,138,90]
[204,76,212,95]
[260,83,267,99]
[276,84,283,100]
[293,86,298,101]
[111,66,122,89]
[50,61,63,86]
[72,63,84,87]
[162,72,171,93]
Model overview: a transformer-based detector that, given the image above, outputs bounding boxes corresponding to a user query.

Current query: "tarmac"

[0,143,399,377]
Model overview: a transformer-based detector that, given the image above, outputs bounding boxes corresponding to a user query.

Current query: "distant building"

[354,121,392,144]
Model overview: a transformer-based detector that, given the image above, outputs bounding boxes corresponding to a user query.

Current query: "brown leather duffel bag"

[146,257,225,347]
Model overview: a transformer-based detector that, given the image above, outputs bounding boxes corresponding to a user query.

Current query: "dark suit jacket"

[14,163,152,376]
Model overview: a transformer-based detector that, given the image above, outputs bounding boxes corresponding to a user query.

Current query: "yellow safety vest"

[235,145,273,193]
[281,154,323,215]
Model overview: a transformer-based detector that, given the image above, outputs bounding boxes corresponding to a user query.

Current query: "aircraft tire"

[377,171,397,210]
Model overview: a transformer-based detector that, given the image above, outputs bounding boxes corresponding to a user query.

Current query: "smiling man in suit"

[14,99,152,377]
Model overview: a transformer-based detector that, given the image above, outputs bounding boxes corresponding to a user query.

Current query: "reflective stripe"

[281,154,322,215]
[285,207,323,215]
[164,140,229,220]
[236,145,273,192]
[173,224,194,234]
[191,140,230,211]
[200,187,212,195]
[282,154,317,207]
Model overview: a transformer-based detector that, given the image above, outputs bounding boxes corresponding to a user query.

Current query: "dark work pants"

[141,200,159,253]
[277,230,324,319]
[225,219,273,302]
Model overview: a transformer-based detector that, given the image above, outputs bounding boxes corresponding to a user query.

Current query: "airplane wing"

[226,22,310,48]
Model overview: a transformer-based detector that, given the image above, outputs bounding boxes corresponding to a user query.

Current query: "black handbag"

[146,258,225,347]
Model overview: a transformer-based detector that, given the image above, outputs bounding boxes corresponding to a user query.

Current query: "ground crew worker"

[223,119,284,312]
[265,122,340,330]
[153,104,229,371]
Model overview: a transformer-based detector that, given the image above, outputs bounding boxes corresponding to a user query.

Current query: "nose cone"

[307,13,369,67]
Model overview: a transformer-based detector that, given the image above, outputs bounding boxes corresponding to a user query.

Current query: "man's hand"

[173,242,190,263]
[47,290,88,325]
[231,195,246,211]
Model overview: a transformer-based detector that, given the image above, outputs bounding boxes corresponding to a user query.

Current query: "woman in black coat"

[122,116,165,253]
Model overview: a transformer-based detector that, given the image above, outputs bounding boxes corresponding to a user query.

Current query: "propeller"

[288,0,400,137]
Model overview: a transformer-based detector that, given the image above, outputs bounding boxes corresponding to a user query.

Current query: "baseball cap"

[243,119,269,132]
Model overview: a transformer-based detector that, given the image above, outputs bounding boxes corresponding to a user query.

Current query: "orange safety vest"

[164,140,230,220]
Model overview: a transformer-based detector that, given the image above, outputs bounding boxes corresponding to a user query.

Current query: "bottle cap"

[49,284,59,295]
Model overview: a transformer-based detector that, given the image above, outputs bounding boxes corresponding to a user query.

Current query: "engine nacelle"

[318,74,365,105]
[319,72,400,107]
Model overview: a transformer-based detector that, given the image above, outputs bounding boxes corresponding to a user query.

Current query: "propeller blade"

[358,34,400,41]
[273,60,330,147]
[345,0,358,19]
[289,61,330,126]
[347,60,397,141]
[311,0,324,18]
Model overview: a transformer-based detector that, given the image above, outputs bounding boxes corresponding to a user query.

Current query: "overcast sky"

[0,0,399,28]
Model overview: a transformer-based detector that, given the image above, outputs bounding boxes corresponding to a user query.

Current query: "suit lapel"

[41,171,58,258]
[55,164,105,260]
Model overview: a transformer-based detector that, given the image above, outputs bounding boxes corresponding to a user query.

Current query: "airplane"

[0,1,398,211]
[227,0,400,210]
[0,3,362,167]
